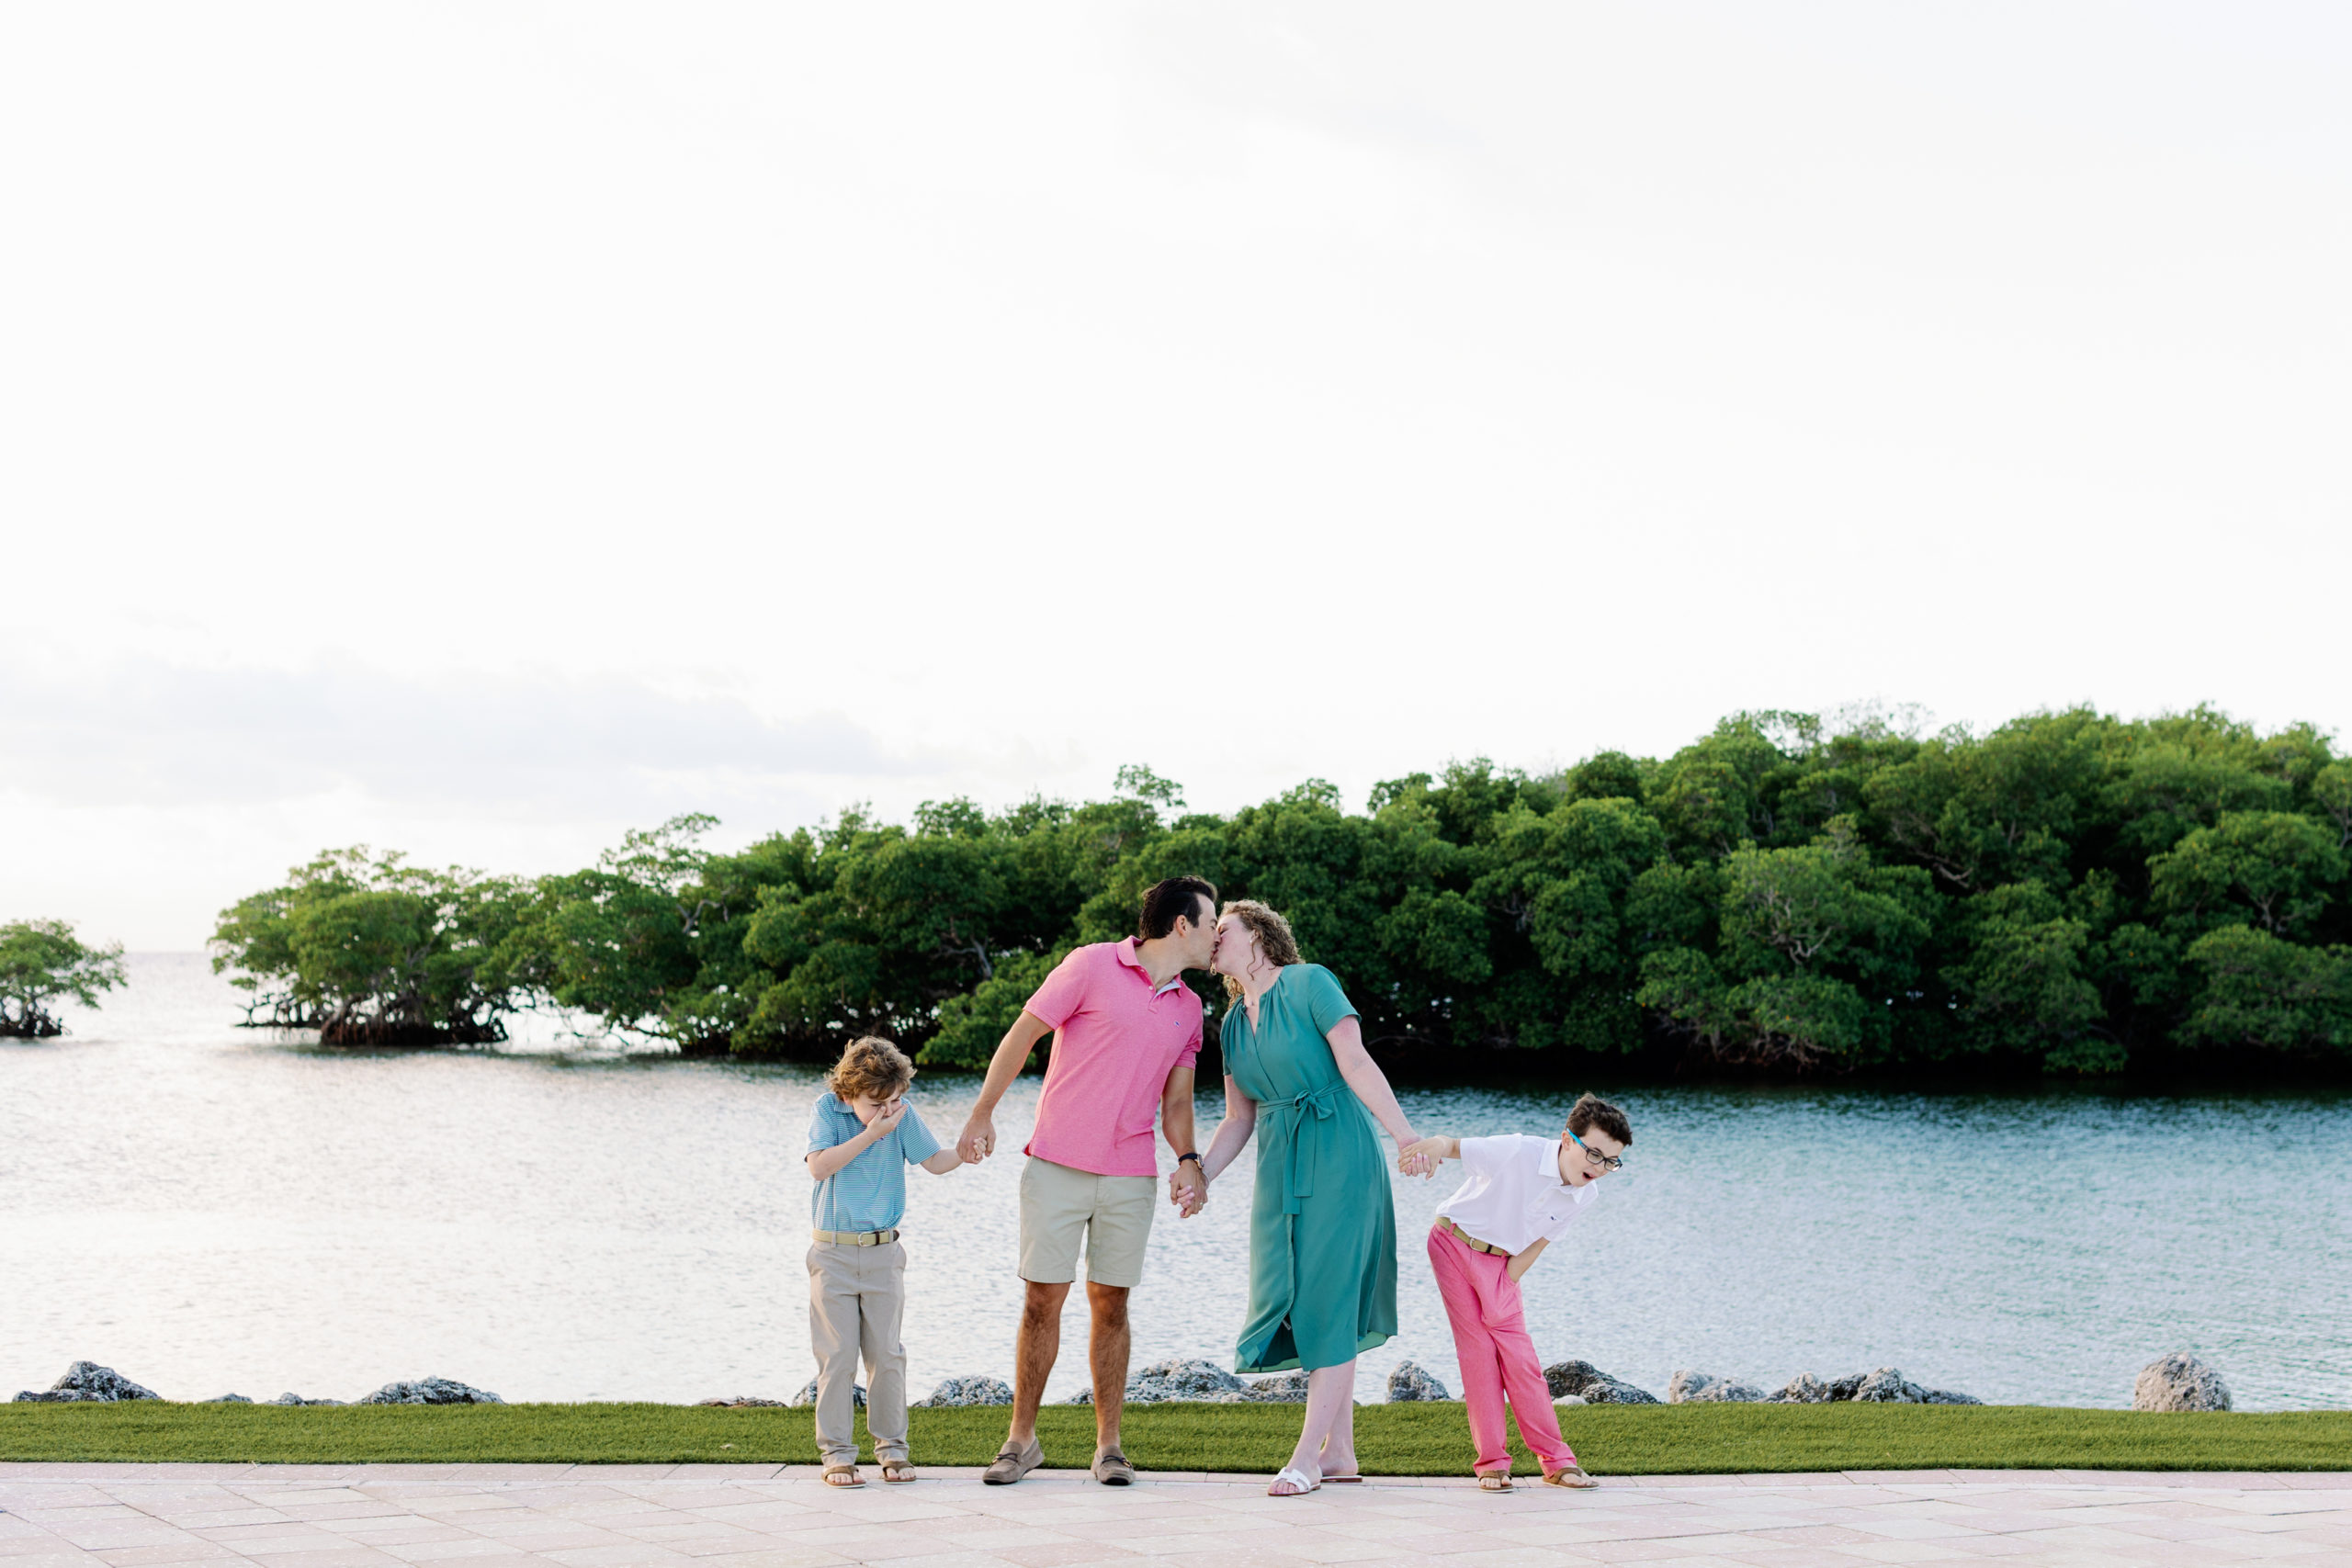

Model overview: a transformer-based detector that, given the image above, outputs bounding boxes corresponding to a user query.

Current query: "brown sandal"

[822,1463,863,1487]
[879,1459,916,1483]
[1542,1464,1598,1489]
[1476,1470,1513,1492]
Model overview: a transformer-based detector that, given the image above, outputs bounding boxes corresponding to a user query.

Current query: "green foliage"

[213,704,2352,1073]
[2177,926,2352,1054]
[209,850,537,1044]
[0,918,128,1038]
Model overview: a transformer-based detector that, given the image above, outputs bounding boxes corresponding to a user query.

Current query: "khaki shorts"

[1019,1156,1157,1289]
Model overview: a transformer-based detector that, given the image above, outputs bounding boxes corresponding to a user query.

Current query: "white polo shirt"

[1434,1134,1599,1256]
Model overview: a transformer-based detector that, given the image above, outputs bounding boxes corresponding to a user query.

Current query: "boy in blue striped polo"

[806,1035,972,1486]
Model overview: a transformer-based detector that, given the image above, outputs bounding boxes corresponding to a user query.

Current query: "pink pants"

[1428,1224,1576,1474]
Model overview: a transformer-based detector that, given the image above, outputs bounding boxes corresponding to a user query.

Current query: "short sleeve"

[897,1104,944,1165]
[1456,1134,1507,1178]
[807,1096,851,1154]
[1302,964,1359,1036]
[1023,946,1093,1030]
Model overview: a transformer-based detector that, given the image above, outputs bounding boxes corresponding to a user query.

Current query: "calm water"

[4,954,2347,1410]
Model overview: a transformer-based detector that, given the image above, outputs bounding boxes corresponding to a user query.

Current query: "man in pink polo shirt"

[956,876,1217,1487]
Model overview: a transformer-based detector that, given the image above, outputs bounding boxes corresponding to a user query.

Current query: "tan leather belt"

[812,1227,900,1246]
[1437,1217,1510,1258]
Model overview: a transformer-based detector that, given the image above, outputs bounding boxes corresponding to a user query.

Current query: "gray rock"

[269,1393,347,1406]
[359,1378,503,1405]
[1781,1367,1977,1404]
[1669,1371,1767,1404]
[1386,1361,1451,1402]
[1543,1359,1659,1405]
[696,1396,789,1407]
[1851,1367,1926,1403]
[1772,1372,1834,1404]
[205,1394,254,1404]
[1074,1359,1249,1405]
[12,1361,163,1403]
[1234,1371,1310,1404]
[2134,1352,2231,1413]
[792,1379,865,1409]
[912,1376,1013,1408]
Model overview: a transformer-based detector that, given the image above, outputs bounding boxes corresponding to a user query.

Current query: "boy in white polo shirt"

[1399,1093,1632,1491]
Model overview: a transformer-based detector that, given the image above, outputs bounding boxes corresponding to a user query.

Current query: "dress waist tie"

[1261,1082,1345,1216]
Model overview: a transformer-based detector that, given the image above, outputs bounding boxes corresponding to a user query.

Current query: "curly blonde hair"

[1219,899,1304,1003]
[828,1035,915,1104]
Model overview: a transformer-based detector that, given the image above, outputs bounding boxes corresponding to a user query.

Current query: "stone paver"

[2,1468,2348,1568]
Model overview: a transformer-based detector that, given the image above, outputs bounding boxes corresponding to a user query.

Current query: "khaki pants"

[807,1238,908,1464]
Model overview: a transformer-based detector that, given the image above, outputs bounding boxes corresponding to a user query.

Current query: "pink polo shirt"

[1022,939,1204,1178]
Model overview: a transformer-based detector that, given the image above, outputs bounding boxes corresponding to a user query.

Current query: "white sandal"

[1269,1466,1320,1497]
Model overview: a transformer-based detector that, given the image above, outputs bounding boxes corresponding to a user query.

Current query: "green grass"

[3,1402,2347,1474]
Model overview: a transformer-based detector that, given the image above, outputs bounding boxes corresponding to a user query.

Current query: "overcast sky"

[6,3,2349,948]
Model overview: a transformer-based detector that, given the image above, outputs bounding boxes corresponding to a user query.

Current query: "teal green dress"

[1222,964,1397,1373]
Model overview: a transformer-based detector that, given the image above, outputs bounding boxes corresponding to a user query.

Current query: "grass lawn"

[3,1402,2347,1474]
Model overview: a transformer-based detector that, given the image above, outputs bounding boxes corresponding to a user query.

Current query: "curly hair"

[828,1035,916,1104]
[1219,898,1303,1003]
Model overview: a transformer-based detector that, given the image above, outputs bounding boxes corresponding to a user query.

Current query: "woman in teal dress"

[1198,900,1423,1496]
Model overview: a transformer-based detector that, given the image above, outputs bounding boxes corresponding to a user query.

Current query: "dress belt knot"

[1262,1082,1343,1216]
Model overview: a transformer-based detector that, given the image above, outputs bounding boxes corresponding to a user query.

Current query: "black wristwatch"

[1177,1151,1203,1168]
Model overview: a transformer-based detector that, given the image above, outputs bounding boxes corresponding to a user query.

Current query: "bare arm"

[1201,1076,1258,1182]
[1162,1064,1204,1215]
[1504,1236,1549,1284]
[806,1100,905,1181]
[1327,1016,1417,1148]
[918,1146,967,1175]
[957,1009,1053,1161]
[1160,1064,1197,1162]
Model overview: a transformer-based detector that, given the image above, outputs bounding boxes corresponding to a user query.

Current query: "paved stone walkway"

[4,1464,2349,1568]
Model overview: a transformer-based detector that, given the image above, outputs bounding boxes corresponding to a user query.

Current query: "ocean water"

[3,953,2346,1410]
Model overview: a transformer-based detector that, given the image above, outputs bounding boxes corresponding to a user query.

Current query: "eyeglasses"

[1566,1128,1623,1173]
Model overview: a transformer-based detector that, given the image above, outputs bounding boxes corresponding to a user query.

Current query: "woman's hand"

[1397,1134,1452,1178]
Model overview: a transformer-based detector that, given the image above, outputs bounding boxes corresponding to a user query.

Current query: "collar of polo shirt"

[1114,935,1190,996]
[1540,1135,1600,1201]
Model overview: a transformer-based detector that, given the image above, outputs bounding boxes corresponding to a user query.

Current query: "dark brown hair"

[829,1035,915,1103]
[1218,898,1303,1003]
[1136,875,1218,942]
[1567,1092,1632,1146]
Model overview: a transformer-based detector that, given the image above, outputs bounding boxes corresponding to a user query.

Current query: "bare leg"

[1086,1281,1132,1451]
[1006,1280,1072,1446]
[1319,1387,1359,1476]
[1278,1361,1355,1486]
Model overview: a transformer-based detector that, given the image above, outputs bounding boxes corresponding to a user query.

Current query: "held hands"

[957,1111,996,1165]
[1168,1161,1207,1219]
[1397,1134,1448,1179]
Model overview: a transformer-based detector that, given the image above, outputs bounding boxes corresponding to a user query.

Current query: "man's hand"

[958,1110,997,1164]
[1169,1161,1207,1218]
